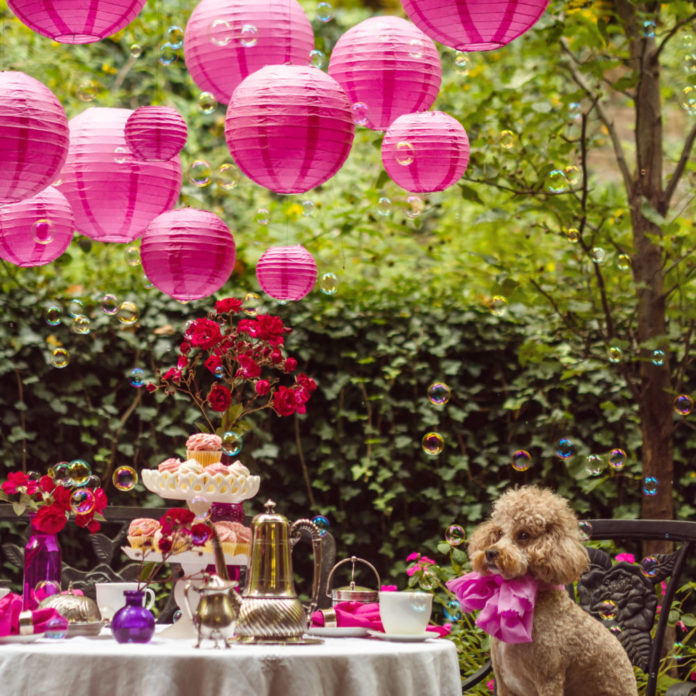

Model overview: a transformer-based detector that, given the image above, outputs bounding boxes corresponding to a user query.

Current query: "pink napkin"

[0,593,68,636]
[311,601,451,637]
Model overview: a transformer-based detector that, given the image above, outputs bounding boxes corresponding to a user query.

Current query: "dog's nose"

[485,548,499,563]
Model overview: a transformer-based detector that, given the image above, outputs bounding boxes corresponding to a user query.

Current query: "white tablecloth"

[0,631,462,696]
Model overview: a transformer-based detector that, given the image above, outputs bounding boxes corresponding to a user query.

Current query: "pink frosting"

[157,457,182,472]
[214,522,238,543]
[128,518,160,537]
[205,462,229,475]
[186,433,222,451]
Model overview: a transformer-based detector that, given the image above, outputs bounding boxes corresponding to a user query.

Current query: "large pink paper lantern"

[381,111,470,193]
[0,187,74,267]
[399,0,549,51]
[0,72,69,205]
[7,0,146,44]
[327,16,441,132]
[225,65,354,194]
[256,245,317,302]
[125,106,188,162]
[140,209,236,301]
[184,0,314,105]
[56,108,181,243]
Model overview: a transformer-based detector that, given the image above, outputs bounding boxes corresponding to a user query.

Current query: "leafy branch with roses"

[148,297,317,436]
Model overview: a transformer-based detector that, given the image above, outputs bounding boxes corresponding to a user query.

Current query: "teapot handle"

[183,581,196,621]
[290,519,323,622]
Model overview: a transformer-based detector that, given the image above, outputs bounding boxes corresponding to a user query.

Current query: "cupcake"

[210,521,252,556]
[157,457,182,472]
[185,433,222,466]
[127,518,160,550]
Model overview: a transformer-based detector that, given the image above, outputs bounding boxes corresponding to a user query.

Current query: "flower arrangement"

[0,470,107,534]
[148,297,317,436]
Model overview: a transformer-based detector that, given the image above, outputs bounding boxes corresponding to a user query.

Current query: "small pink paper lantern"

[399,0,550,51]
[225,65,354,194]
[140,209,236,301]
[0,72,69,205]
[125,106,188,162]
[7,0,147,44]
[56,107,181,243]
[184,0,314,105]
[381,111,470,193]
[256,245,317,302]
[0,187,74,267]
[328,16,441,132]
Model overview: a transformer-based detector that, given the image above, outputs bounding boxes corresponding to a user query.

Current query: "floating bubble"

[44,615,68,639]
[578,520,592,540]
[564,165,581,186]
[77,79,99,102]
[123,245,140,266]
[129,367,145,388]
[642,20,656,38]
[316,1,333,21]
[113,465,138,491]
[101,294,119,315]
[598,599,617,621]
[408,38,424,59]
[609,624,623,637]
[546,169,567,193]
[242,292,261,316]
[642,476,658,496]
[189,494,211,520]
[609,448,626,470]
[511,450,532,472]
[130,43,143,57]
[490,296,508,317]
[674,394,693,415]
[319,272,338,295]
[221,431,242,456]
[215,162,240,190]
[608,346,622,363]
[167,25,184,49]
[454,51,469,75]
[556,438,576,459]
[32,218,54,245]
[255,208,270,225]
[70,487,96,515]
[445,524,465,546]
[240,24,258,47]
[585,454,604,476]
[309,49,326,69]
[685,53,696,74]
[26,471,40,482]
[117,301,139,325]
[302,200,315,216]
[651,349,665,366]
[418,569,438,591]
[158,43,178,65]
[67,298,84,317]
[617,254,631,271]
[214,365,225,379]
[198,91,217,114]
[113,146,130,164]
[191,524,211,545]
[36,580,61,598]
[85,474,101,488]
[172,609,182,623]
[640,555,659,578]
[499,130,517,149]
[208,18,233,46]
[406,195,424,219]
[44,304,62,326]
[443,599,462,621]
[352,102,368,126]
[566,227,580,243]
[72,315,91,335]
[395,141,415,166]
[53,461,71,485]
[591,247,606,263]
[69,459,91,487]
[189,160,212,187]
[428,382,451,405]
[422,432,444,455]
[312,515,330,537]
[376,196,392,216]
[50,348,69,368]
[681,86,696,116]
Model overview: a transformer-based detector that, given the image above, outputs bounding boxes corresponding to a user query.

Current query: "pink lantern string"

[56,107,182,244]
[7,0,147,44]
[184,0,314,105]
[328,16,441,132]
[0,187,74,267]
[381,111,470,193]
[256,245,317,302]
[140,208,236,301]
[225,65,355,194]
[125,106,188,162]
[0,71,69,205]
[399,0,550,52]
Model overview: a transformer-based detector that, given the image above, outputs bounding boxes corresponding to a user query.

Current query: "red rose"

[255,379,270,396]
[39,475,55,494]
[188,318,222,350]
[177,355,188,369]
[204,355,222,374]
[93,488,108,514]
[273,386,297,417]
[283,357,297,373]
[191,523,213,546]
[145,383,156,393]
[87,520,101,533]
[51,485,73,511]
[1,471,29,495]
[270,350,283,364]
[159,508,195,528]
[158,537,173,553]
[215,298,243,314]
[207,384,232,412]
[32,504,68,534]
[254,314,289,345]
[162,367,183,384]
[237,354,261,379]
[297,373,317,393]
[179,341,191,355]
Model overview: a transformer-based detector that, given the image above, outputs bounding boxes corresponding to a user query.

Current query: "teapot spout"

[210,523,229,581]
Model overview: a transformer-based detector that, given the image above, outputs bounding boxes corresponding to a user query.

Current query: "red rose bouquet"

[149,297,317,435]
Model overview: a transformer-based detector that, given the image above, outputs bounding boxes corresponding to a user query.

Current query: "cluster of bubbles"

[208,20,258,48]
[674,394,693,416]
[680,86,696,116]
[312,515,330,537]
[221,431,242,457]
[113,465,138,491]
[585,448,626,476]
[41,459,100,515]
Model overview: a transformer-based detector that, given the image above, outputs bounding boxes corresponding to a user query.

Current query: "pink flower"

[162,368,182,384]
[273,386,297,417]
[237,354,261,379]
[486,679,496,692]
[406,552,421,562]
[179,342,191,355]
[406,555,436,577]
[283,357,297,373]
[615,553,635,564]
[255,380,270,396]
[187,318,222,350]
[380,585,397,591]
[215,297,243,314]
[207,384,232,412]
[1,471,30,495]
[204,355,222,374]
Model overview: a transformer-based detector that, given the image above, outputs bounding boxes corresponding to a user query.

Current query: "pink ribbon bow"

[446,572,545,644]
[0,593,69,637]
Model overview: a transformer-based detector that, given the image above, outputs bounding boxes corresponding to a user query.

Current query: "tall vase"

[111,590,156,643]
[23,519,62,609]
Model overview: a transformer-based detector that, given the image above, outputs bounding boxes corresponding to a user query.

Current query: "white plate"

[367,630,433,642]
[0,632,47,643]
[307,626,369,637]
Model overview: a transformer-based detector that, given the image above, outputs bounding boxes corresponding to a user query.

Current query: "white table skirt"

[0,631,462,696]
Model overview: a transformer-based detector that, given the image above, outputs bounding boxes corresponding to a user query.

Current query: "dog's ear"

[468,520,499,574]
[531,528,589,586]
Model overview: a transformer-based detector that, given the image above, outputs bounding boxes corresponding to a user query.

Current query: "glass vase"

[111,590,155,643]
[23,519,62,609]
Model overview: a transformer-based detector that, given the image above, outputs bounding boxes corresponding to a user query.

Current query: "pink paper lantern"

[225,65,354,194]
[381,111,470,193]
[56,107,182,243]
[0,71,69,205]
[327,16,441,132]
[0,187,74,267]
[399,0,549,51]
[140,209,236,301]
[184,0,314,105]
[256,245,317,302]
[7,0,147,44]
[125,106,188,162]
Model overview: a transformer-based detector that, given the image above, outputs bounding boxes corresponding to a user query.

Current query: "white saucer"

[0,632,47,643]
[367,630,433,642]
[308,626,369,637]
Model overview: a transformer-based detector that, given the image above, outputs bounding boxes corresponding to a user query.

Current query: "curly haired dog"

[468,485,638,696]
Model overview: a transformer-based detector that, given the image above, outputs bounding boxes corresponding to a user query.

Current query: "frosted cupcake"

[127,518,160,550]
[186,433,222,466]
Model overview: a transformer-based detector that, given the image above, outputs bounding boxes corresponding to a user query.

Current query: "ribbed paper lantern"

[225,65,354,194]
[0,187,74,267]
[184,0,314,105]
[140,209,236,301]
[7,0,146,44]
[0,72,69,205]
[56,108,181,243]
[381,111,470,193]
[125,106,188,162]
[399,0,549,51]
[328,16,441,132]
[256,245,317,301]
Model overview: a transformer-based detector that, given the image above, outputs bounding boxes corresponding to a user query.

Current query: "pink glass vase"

[23,519,62,609]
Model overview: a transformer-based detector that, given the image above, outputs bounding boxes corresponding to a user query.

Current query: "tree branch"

[664,120,696,210]
[655,12,696,60]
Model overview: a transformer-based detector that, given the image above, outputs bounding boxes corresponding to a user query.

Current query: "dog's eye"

[494,529,503,540]
[517,531,531,542]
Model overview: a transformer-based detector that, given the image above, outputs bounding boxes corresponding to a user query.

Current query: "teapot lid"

[326,556,380,604]
[252,499,287,527]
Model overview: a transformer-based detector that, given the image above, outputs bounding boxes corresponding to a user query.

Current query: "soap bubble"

[376,196,392,216]
[395,141,415,166]
[608,346,622,363]
[312,515,330,537]
[317,1,333,22]
[52,462,71,485]
[36,580,61,598]
[352,102,368,126]
[422,432,444,455]
[209,18,233,46]
[598,599,617,621]
[609,448,626,470]
[566,227,580,242]
[556,438,576,459]
[167,25,184,49]
[72,315,91,335]
[642,476,658,496]
[86,475,102,489]
[674,394,693,415]
[585,454,603,476]
[189,160,212,186]
[546,169,567,193]
[67,298,84,317]
[578,520,592,540]
[445,524,465,546]
[255,208,270,225]
[302,200,316,216]
[417,570,438,591]
[642,20,656,38]
[50,348,69,368]
[240,24,258,47]
[191,525,211,545]
[69,459,91,487]
[405,195,424,218]
[564,165,581,186]
[158,43,178,65]
[651,349,665,366]
[98,293,118,315]
[113,146,130,164]
[130,43,143,57]
[309,49,326,69]
[172,609,182,622]
[45,615,68,639]
[117,301,139,325]
[198,92,217,114]
[44,304,62,326]
[242,292,261,316]
[499,130,518,149]
[125,245,140,266]
[189,495,211,520]
[490,296,508,317]
[454,51,469,75]
[640,555,659,578]
[511,450,532,472]
[77,79,99,102]
[129,367,145,388]
[568,102,582,120]
[428,382,451,405]
[221,431,242,456]
[319,272,338,295]
[33,218,54,245]
[70,487,96,515]
[617,254,631,270]
[113,465,138,491]
[408,38,424,59]
[443,599,462,621]
[26,471,40,482]
[681,86,696,115]
[591,247,606,263]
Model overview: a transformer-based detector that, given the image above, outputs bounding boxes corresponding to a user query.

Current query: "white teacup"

[95,582,155,621]
[379,591,433,635]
